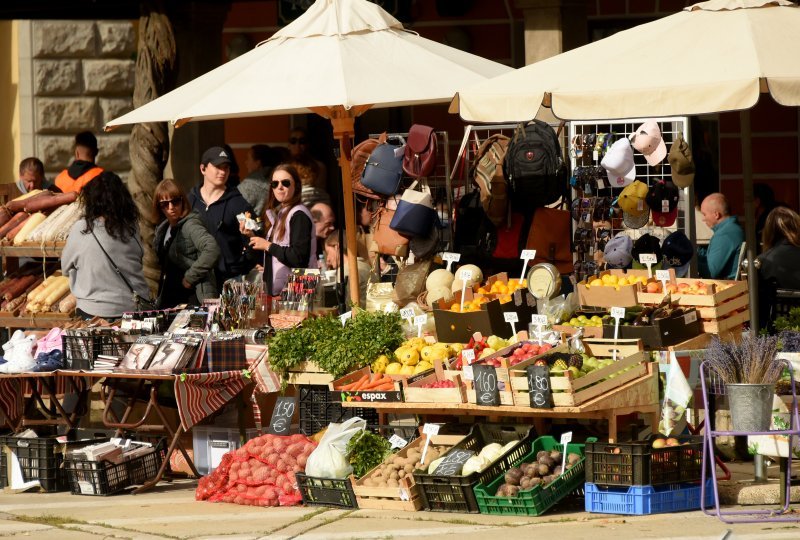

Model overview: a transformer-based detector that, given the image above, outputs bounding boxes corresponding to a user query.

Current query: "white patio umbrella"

[451,0,800,330]
[107,0,511,306]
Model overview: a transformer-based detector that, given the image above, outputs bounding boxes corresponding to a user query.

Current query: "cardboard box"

[602,309,702,348]
[434,289,536,344]
[577,269,654,308]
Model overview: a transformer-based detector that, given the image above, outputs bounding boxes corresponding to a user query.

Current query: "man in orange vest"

[54,131,104,193]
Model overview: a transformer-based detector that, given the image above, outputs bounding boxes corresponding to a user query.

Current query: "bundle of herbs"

[267,315,343,388]
[346,429,391,478]
[704,334,783,385]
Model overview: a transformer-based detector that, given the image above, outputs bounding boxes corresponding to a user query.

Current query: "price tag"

[267,396,297,436]
[655,269,671,296]
[560,431,573,473]
[420,423,440,464]
[503,311,519,335]
[639,253,658,278]
[610,307,626,319]
[432,449,475,476]
[684,310,698,324]
[531,315,547,327]
[389,434,408,449]
[520,249,536,281]
[384,303,394,313]
[458,269,472,312]
[462,348,476,365]
[473,364,500,406]
[610,307,625,360]
[400,307,415,323]
[442,252,461,272]
[662,199,670,213]
[526,364,552,409]
[414,314,428,337]
[462,364,474,381]
[339,311,352,326]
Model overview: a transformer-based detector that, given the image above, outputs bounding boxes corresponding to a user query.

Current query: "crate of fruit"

[585,480,714,515]
[584,435,704,487]
[474,435,594,516]
[412,424,536,513]
[509,339,648,407]
[352,433,466,511]
[577,269,655,308]
[295,473,358,509]
[403,371,467,403]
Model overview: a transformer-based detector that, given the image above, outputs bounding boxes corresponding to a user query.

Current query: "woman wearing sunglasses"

[152,179,220,308]
[242,164,317,295]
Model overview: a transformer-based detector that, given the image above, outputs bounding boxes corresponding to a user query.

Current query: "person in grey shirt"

[62,171,151,319]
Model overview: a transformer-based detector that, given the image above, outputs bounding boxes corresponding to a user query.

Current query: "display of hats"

[623,209,650,229]
[662,230,694,277]
[668,132,696,188]
[603,233,633,268]
[631,120,667,166]
[601,138,636,187]
[645,180,681,227]
[631,233,663,262]
[618,180,649,216]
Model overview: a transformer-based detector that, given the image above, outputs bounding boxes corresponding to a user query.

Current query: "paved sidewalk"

[1,478,798,540]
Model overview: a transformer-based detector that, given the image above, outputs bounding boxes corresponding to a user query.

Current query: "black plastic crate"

[65,441,165,496]
[0,435,104,492]
[295,473,358,509]
[62,334,134,370]
[412,424,536,513]
[584,435,704,488]
[297,385,378,436]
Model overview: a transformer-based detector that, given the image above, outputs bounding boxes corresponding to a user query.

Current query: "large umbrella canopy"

[451,0,800,332]
[107,0,511,307]
[452,0,800,122]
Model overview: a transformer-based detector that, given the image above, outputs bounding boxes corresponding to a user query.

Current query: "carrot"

[362,375,393,390]
[349,374,370,391]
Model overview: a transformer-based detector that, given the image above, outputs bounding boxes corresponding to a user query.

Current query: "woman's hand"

[239,221,254,237]
[249,237,270,251]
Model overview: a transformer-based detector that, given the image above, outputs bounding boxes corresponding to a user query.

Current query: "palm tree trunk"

[128,2,176,292]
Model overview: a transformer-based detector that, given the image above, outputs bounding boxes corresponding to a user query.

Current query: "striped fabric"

[0,377,23,426]
[174,371,250,431]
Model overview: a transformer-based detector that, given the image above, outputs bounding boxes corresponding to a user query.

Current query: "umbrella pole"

[741,109,759,334]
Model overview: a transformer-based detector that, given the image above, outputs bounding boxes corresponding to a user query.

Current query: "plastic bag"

[366,281,395,312]
[304,417,367,479]
[539,292,578,324]
[393,259,432,307]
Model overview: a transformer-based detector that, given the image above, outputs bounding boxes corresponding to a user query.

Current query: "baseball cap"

[201,146,233,166]
[601,138,636,187]
[668,132,695,188]
[618,180,649,216]
[645,180,681,227]
[661,231,694,277]
[623,209,649,229]
[632,233,662,262]
[604,233,633,269]
[631,120,667,166]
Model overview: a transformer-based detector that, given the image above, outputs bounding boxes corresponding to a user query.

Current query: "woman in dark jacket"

[153,179,220,307]
[757,207,800,329]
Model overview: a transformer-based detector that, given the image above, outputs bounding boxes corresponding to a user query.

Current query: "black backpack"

[453,190,494,264]
[504,120,567,211]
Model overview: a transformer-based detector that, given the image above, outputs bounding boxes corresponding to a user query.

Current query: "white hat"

[601,138,636,187]
[631,120,667,166]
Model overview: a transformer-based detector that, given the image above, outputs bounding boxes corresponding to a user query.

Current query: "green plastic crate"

[473,436,593,516]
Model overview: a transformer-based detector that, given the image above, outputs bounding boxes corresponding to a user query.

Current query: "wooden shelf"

[0,243,64,258]
[0,314,75,328]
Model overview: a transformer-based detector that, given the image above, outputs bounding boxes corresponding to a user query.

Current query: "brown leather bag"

[525,204,574,274]
[369,202,409,258]
[403,124,437,178]
[351,132,388,200]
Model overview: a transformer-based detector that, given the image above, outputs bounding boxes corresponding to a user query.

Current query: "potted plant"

[704,334,783,432]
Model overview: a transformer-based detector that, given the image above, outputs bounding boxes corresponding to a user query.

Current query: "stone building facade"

[27,20,136,180]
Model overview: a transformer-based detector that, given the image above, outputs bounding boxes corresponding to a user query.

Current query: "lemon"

[589,278,603,287]
[618,278,629,286]
[385,362,403,375]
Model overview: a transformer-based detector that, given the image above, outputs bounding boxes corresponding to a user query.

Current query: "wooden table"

[0,371,89,431]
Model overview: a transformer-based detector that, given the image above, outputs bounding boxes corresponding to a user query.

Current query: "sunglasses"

[288,137,307,145]
[271,179,292,189]
[158,197,182,209]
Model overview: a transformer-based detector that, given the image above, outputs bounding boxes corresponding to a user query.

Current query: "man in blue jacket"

[189,146,255,290]
[698,193,744,279]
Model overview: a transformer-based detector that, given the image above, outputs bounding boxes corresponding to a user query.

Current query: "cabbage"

[501,440,519,454]
[478,443,504,463]
[462,455,490,476]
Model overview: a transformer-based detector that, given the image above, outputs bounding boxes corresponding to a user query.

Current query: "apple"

[665,438,680,447]
[652,438,667,449]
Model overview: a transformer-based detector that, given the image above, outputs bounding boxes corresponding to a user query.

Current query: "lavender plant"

[704,334,783,385]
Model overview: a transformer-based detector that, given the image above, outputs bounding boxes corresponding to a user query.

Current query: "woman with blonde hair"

[153,179,220,308]
[241,164,317,295]
[757,206,800,329]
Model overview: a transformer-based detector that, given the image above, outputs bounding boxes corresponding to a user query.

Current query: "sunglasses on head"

[288,137,307,145]
[158,197,182,209]
[271,179,292,189]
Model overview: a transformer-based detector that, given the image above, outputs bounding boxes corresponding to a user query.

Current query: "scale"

[526,263,561,300]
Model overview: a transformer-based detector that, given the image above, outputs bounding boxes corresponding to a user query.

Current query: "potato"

[362,478,375,486]
[549,451,563,462]
[552,466,563,477]
[528,477,542,488]
[568,453,581,465]
[538,455,555,467]
[504,467,523,486]
[404,464,415,474]
[536,450,549,460]
[505,485,520,497]
[387,479,399,487]
[398,470,406,478]
[390,471,400,480]
[519,476,532,490]
[495,483,510,497]
[521,463,538,477]
[537,464,550,477]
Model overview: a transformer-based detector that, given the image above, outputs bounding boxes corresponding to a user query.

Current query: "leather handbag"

[369,199,409,258]
[525,204,574,274]
[351,132,388,200]
[361,142,405,196]
[389,181,438,238]
[403,124,437,178]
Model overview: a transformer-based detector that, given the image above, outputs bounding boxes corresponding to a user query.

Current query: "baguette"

[13,212,47,245]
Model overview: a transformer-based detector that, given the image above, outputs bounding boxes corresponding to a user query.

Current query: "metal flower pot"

[725,383,775,432]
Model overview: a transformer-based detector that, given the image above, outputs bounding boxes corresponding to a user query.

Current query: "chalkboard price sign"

[526,364,553,409]
[432,448,476,476]
[473,364,500,406]
[267,396,297,435]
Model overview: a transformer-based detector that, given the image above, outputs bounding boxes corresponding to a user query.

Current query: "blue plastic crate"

[584,480,714,515]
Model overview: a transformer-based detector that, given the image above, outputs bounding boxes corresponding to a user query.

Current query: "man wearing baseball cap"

[188,146,255,289]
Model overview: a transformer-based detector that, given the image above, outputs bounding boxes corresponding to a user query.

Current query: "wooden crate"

[403,372,466,403]
[700,309,749,333]
[509,339,648,407]
[352,434,464,511]
[552,324,604,338]
[287,360,333,385]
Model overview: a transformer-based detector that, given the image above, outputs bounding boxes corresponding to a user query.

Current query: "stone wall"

[31,20,135,179]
